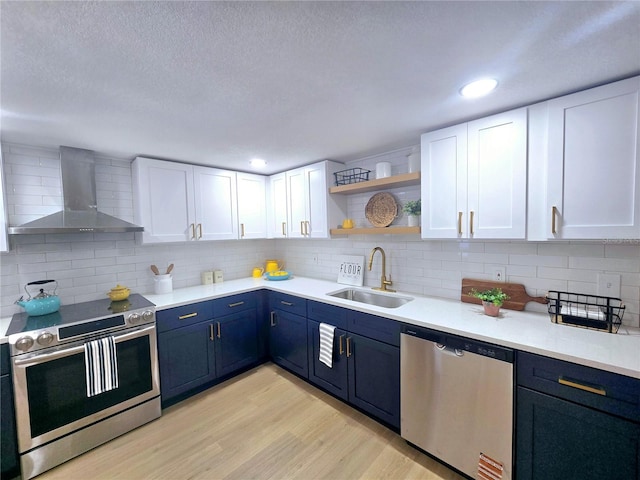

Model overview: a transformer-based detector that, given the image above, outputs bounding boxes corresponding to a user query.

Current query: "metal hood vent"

[8,146,144,234]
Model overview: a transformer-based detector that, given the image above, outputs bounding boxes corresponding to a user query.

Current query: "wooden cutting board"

[461,278,548,311]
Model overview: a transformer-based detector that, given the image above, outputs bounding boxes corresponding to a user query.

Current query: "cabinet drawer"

[157,301,214,332]
[1,344,9,377]
[347,311,400,347]
[269,292,306,317]
[307,300,348,329]
[213,293,256,317]
[517,351,640,422]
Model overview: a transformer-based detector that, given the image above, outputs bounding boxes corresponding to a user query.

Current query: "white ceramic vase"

[408,215,420,227]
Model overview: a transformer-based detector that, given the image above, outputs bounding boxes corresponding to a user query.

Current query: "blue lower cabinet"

[517,387,640,480]
[1,344,19,478]
[214,309,258,377]
[308,320,348,400]
[269,308,308,378]
[347,332,400,429]
[158,320,217,401]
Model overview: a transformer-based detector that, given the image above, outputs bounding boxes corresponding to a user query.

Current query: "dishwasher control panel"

[401,324,514,363]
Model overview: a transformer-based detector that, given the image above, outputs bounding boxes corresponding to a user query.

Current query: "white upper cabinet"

[421,108,527,239]
[543,76,640,239]
[236,172,266,239]
[267,172,288,238]
[286,160,346,238]
[0,151,8,252]
[133,157,238,243]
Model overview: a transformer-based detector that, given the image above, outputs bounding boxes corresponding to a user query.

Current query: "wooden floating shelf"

[329,171,421,194]
[330,226,421,235]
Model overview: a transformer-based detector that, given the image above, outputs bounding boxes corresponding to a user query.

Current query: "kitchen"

[1,2,640,480]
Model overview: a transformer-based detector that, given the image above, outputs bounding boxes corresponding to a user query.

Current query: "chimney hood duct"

[8,146,144,234]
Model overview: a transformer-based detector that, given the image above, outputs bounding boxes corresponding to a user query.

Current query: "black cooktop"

[7,293,155,336]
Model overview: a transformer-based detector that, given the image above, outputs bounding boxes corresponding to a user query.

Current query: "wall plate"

[337,255,365,286]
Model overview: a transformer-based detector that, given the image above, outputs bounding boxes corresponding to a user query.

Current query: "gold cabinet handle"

[241,223,245,238]
[339,334,345,355]
[305,220,310,236]
[469,210,474,236]
[209,323,215,341]
[178,312,198,320]
[346,337,352,358]
[559,377,606,396]
[270,311,276,327]
[190,223,196,240]
[198,223,203,239]
[282,222,286,236]
[551,206,558,235]
[228,301,245,308]
[300,221,305,235]
[457,212,463,236]
[280,301,293,306]
[216,321,221,339]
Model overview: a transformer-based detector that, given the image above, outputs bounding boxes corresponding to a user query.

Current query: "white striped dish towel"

[85,336,119,397]
[319,323,336,368]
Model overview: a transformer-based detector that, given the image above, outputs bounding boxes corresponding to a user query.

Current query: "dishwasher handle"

[436,343,465,357]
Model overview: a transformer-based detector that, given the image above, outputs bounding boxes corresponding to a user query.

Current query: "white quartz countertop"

[3,276,639,380]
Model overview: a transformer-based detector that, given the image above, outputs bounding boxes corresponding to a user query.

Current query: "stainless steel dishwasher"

[401,324,514,480]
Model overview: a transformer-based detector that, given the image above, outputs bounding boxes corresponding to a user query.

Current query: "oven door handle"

[13,325,156,366]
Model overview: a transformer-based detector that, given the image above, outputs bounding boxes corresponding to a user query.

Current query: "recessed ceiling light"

[460,78,498,98]
[249,158,267,168]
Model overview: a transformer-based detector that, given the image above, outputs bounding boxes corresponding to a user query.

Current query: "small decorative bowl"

[107,284,130,301]
[265,271,291,281]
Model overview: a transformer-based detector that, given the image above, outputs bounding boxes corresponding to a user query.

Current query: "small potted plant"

[468,287,509,317]
[402,199,421,227]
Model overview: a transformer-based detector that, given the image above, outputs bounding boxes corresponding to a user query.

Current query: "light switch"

[597,273,621,298]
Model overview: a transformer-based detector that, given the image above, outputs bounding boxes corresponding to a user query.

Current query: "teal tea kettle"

[16,280,61,316]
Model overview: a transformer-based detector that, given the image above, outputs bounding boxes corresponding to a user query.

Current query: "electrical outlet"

[312,253,319,264]
[597,273,621,298]
[493,267,506,282]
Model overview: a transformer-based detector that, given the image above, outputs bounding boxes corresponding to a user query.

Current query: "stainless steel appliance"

[7,294,160,479]
[401,324,514,479]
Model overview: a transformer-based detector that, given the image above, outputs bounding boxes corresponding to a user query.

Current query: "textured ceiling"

[1,1,639,174]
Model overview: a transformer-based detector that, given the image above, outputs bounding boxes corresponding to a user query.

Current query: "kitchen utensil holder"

[547,290,625,333]
[334,167,371,186]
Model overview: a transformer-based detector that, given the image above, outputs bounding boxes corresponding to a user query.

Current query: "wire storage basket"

[547,291,625,333]
[334,168,371,186]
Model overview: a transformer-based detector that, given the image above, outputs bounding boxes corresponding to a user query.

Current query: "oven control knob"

[128,313,141,324]
[15,336,34,352]
[142,310,154,321]
[37,332,54,346]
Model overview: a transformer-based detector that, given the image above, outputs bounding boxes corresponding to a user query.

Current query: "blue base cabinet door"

[517,387,640,480]
[215,309,258,377]
[269,309,308,378]
[347,332,400,428]
[308,320,348,400]
[158,321,217,401]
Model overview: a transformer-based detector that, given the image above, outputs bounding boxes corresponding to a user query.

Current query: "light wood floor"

[37,363,464,480]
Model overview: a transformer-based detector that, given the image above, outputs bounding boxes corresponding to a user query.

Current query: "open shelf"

[329,172,421,194]
[330,226,420,235]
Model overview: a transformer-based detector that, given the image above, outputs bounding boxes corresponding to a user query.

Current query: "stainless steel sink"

[327,288,413,309]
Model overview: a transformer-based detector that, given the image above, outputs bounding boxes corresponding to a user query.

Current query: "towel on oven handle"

[85,336,119,397]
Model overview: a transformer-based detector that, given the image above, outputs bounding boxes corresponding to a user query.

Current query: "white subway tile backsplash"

[569,256,640,272]
[509,254,568,268]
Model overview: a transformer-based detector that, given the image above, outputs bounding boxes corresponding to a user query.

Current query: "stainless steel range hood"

[8,146,144,234]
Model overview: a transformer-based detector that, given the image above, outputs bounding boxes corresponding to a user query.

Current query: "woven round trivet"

[365,192,397,227]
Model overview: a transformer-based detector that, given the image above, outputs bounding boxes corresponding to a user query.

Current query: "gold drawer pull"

[228,301,245,308]
[216,322,221,339]
[559,377,606,396]
[339,335,345,355]
[551,206,558,235]
[282,222,286,236]
[457,212,463,236]
[209,324,215,341]
[178,312,198,320]
[469,210,474,236]
[280,301,293,306]
[346,337,352,358]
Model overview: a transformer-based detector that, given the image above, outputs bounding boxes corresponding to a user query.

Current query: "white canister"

[213,270,223,283]
[201,271,214,285]
[375,162,391,179]
[154,274,173,294]
[407,152,420,173]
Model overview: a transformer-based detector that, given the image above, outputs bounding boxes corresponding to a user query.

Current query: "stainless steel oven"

[7,294,161,479]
